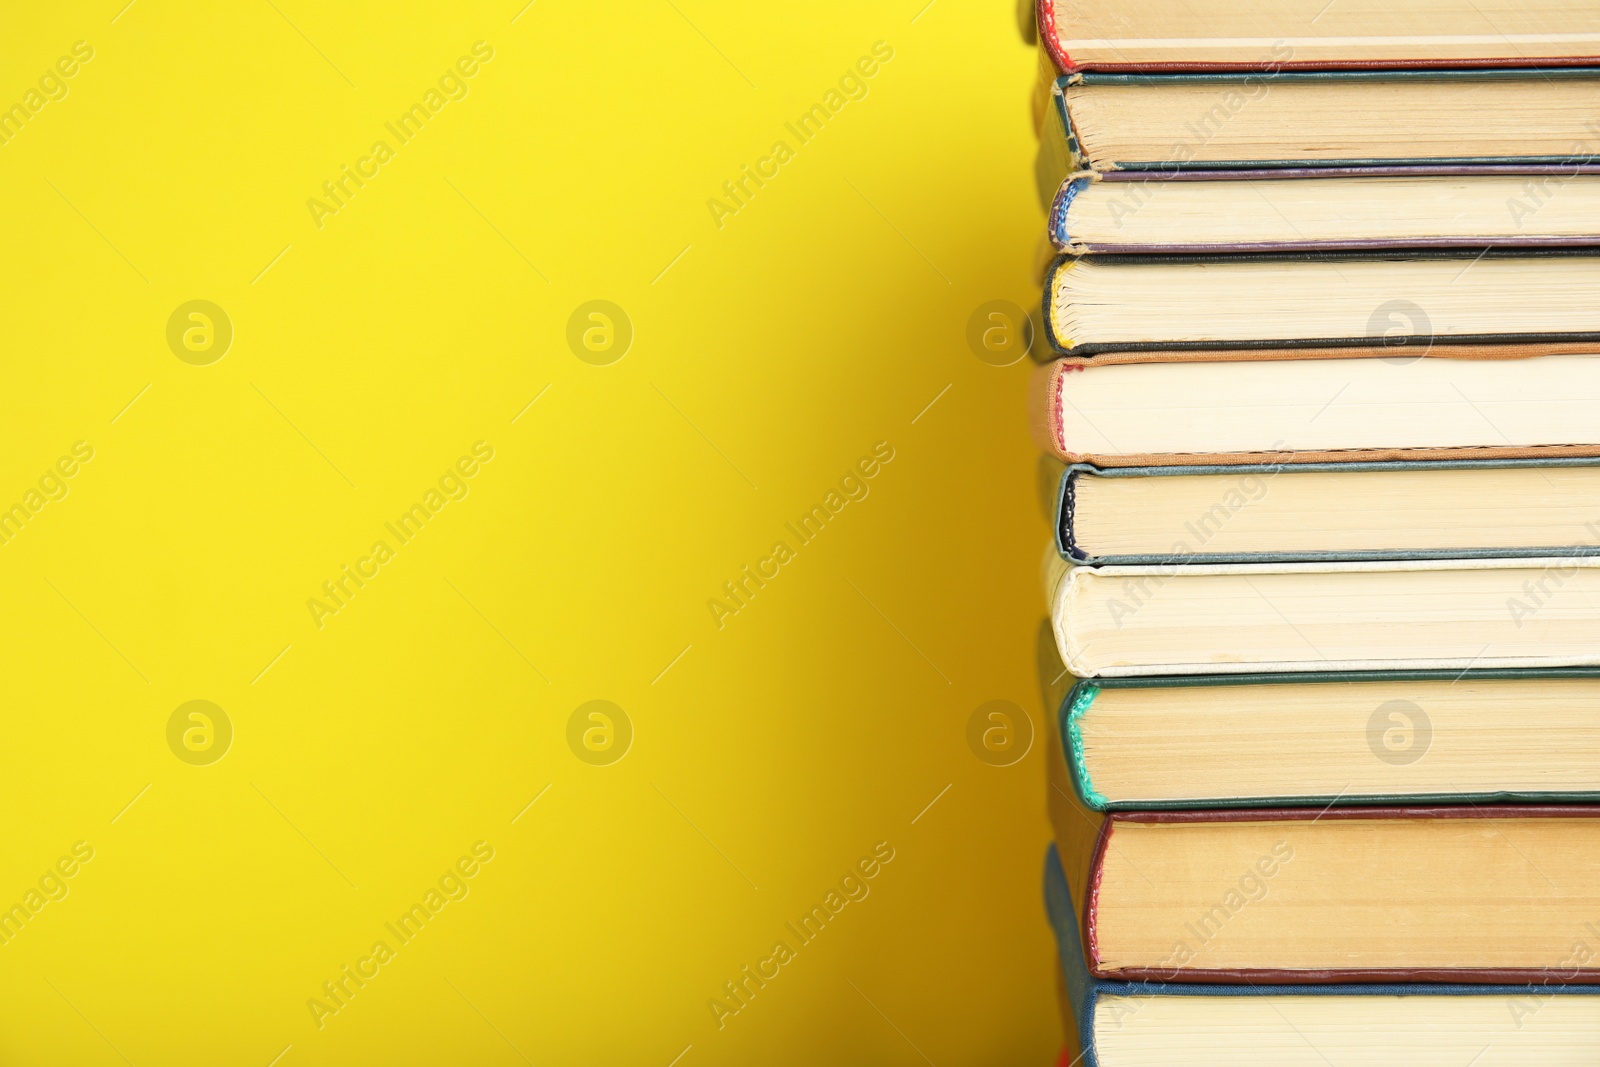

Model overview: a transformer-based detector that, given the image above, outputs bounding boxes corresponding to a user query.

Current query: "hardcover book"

[1029,348,1600,465]
[1041,69,1600,174]
[1040,251,1600,355]
[1047,806,1600,984]
[1044,845,1600,1067]
[1058,670,1600,811]
[1035,0,1600,72]
[1044,171,1600,255]
[1046,556,1600,678]
[1053,458,1600,564]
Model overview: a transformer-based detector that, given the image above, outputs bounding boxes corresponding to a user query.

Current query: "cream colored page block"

[1051,258,1600,347]
[1065,177,1600,246]
[1055,0,1600,65]
[1079,678,1600,802]
[1094,994,1600,1067]
[1052,354,1600,456]
[1096,818,1600,971]
[1071,466,1600,557]
[1057,559,1600,676]
[1065,80,1598,165]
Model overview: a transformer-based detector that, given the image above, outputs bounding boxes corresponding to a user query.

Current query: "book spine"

[1050,173,1095,253]
[1026,360,1074,461]
[1044,846,1102,1067]
[1053,81,1087,172]
[1063,681,1110,811]
[1039,256,1074,355]
[1083,818,1115,980]
[1056,465,1091,561]
[1034,0,1076,74]
[1034,90,1085,211]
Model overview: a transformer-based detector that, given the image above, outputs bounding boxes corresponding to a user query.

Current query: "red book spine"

[1035,0,1076,73]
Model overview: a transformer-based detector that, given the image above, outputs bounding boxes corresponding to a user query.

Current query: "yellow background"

[0,1,1055,1062]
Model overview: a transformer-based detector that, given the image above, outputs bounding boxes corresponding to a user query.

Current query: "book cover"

[1028,349,1600,466]
[1064,807,1600,984]
[1040,68,1600,178]
[1057,669,1600,812]
[1044,845,1600,1067]
[1054,457,1600,565]
[1034,0,1600,74]
[1049,556,1600,677]
[1040,250,1600,356]
[1045,168,1600,255]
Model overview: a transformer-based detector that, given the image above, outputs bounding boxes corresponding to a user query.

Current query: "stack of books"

[1025,1,1600,1063]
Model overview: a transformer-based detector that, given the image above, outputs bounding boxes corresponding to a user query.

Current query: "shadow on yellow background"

[0,1,1054,1062]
